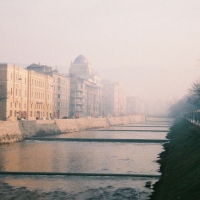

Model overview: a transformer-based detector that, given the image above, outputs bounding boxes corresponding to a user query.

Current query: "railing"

[184,111,200,126]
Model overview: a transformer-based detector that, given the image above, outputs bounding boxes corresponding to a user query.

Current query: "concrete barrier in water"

[0,171,161,178]
[0,115,145,144]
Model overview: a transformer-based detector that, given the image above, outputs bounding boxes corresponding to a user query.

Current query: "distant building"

[0,63,53,121]
[27,63,70,118]
[69,55,102,117]
[102,80,126,116]
[126,96,144,115]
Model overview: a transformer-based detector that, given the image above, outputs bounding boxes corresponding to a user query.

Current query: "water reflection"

[101,126,170,131]
[52,130,168,140]
[0,141,162,174]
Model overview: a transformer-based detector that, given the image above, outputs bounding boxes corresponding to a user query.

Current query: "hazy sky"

[1,0,200,111]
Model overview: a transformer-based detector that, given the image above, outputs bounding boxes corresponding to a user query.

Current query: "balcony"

[71,100,84,104]
[70,94,83,98]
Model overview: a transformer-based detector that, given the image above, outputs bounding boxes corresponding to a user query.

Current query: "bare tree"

[188,81,200,108]
[168,95,197,117]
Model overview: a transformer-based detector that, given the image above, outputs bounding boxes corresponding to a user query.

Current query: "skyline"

[1,0,200,113]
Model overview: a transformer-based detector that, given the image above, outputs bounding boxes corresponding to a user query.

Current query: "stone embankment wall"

[0,115,145,144]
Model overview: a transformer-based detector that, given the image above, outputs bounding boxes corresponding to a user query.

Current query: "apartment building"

[0,63,53,121]
[102,80,126,116]
[27,64,70,118]
[69,55,102,117]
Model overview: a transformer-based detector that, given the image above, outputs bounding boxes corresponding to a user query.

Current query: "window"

[10,110,12,117]
[16,89,17,96]
[58,94,60,99]
[11,88,12,96]
[10,102,12,107]
[30,111,32,117]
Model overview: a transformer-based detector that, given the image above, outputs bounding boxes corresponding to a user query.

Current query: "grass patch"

[150,119,200,200]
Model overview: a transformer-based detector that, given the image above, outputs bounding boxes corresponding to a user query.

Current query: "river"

[0,120,171,200]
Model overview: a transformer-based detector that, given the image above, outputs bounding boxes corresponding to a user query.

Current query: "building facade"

[69,55,102,117]
[102,80,126,116]
[27,64,70,118]
[0,63,53,121]
[52,72,70,118]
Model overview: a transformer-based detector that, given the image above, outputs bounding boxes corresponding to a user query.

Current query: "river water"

[0,120,171,200]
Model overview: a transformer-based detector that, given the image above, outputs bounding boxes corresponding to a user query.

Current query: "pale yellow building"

[0,64,53,121]
[27,63,70,118]
[52,72,70,118]
[102,80,126,116]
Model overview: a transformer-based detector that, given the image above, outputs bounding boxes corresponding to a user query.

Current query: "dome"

[74,55,88,64]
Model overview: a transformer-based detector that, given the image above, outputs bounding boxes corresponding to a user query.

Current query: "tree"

[168,95,197,118]
[188,81,200,108]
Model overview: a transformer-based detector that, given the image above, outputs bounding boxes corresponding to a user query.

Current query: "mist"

[1,0,200,115]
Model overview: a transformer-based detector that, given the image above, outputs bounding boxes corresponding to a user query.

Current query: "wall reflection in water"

[0,141,162,174]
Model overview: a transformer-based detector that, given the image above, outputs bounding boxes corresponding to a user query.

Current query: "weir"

[0,172,161,178]
[25,137,169,143]
[116,125,170,127]
[89,129,169,132]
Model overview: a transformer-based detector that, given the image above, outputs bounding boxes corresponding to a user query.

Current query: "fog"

[1,0,200,115]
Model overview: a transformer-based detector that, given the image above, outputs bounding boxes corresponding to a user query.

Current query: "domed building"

[69,55,92,79]
[69,55,102,118]
[73,55,88,64]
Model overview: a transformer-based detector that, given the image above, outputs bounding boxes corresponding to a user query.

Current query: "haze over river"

[0,120,171,200]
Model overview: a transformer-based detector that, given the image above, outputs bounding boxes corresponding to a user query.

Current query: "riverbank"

[0,115,145,144]
[150,119,200,200]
